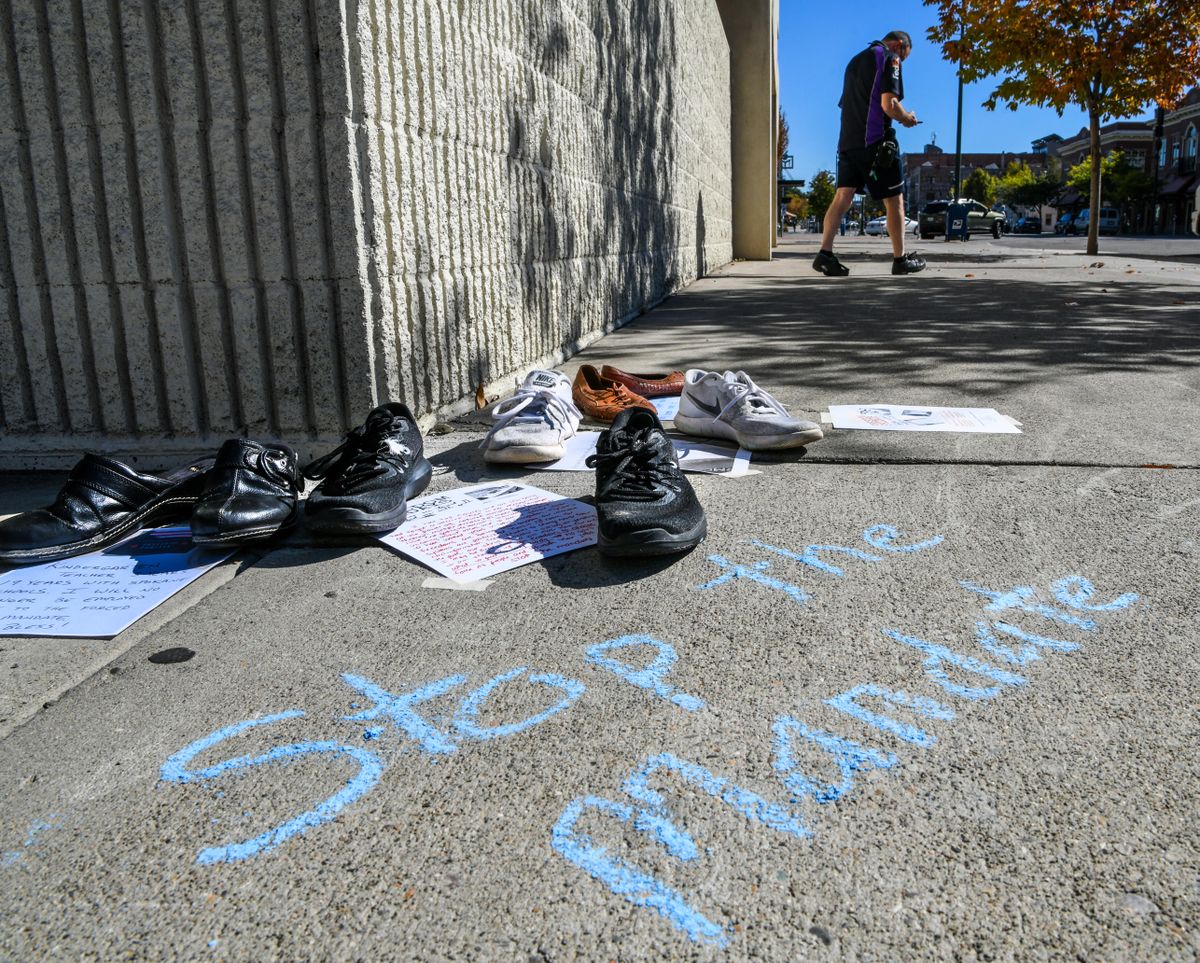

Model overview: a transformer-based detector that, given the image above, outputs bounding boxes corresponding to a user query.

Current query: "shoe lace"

[481,388,581,448]
[585,430,673,501]
[303,410,412,488]
[716,374,789,422]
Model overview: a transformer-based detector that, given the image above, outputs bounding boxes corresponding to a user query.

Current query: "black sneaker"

[586,407,707,557]
[302,403,433,534]
[813,251,850,277]
[892,253,927,275]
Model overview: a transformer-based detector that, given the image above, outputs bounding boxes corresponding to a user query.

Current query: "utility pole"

[953,31,964,199]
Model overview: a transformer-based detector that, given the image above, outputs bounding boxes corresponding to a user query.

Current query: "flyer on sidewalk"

[829,404,1022,434]
[539,432,751,476]
[378,483,597,583]
[0,527,234,638]
[651,396,680,421]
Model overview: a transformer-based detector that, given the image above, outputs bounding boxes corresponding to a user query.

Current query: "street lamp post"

[953,32,964,199]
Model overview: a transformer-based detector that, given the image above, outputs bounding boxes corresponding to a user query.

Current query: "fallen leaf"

[1125,269,1137,274]
[1171,299,1187,304]
[964,273,975,278]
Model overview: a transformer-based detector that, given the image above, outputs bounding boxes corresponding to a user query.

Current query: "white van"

[1074,207,1120,236]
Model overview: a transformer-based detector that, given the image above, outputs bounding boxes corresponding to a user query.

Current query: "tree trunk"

[1087,107,1101,256]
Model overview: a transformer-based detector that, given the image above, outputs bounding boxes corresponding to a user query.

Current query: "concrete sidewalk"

[0,234,1197,961]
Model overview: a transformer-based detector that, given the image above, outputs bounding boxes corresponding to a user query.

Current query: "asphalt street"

[0,234,1197,961]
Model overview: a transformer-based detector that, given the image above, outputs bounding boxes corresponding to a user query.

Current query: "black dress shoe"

[190,439,303,546]
[302,403,433,534]
[0,455,213,565]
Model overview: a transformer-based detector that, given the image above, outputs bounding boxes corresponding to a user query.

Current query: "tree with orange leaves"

[925,0,1200,254]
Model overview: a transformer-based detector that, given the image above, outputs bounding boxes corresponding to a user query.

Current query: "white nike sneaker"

[675,369,824,450]
[483,370,582,463]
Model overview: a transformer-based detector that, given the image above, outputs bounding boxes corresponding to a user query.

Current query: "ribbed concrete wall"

[0,0,732,467]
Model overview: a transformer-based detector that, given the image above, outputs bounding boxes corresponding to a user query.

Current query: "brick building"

[901,143,1049,211]
[1153,87,1200,235]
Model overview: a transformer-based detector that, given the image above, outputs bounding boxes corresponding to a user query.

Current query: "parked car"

[864,216,919,236]
[1054,212,1077,235]
[919,199,1005,239]
[1012,216,1042,234]
[1072,207,1120,236]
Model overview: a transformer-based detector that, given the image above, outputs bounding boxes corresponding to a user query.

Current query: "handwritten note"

[0,527,232,637]
[829,404,1021,433]
[378,483,597,582]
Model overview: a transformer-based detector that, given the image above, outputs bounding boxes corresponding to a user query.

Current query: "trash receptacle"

[945,202,970,241]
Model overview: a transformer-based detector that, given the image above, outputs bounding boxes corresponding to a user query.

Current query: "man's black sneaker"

[892,253,927,275]
[302,403,433,534]
[813,251,850,277]
[586,407,707,557]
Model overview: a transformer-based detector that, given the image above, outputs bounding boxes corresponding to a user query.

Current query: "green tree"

[809,170,837,227]
[925,0,1200,254]
[1065,150,1157,228]
[996,161,1059,219]
[962,167,998,206]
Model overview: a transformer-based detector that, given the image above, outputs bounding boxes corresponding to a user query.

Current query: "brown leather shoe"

[600,365,685,398]
[572,364,653,422]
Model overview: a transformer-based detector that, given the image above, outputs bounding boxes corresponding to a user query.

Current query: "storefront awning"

[1160,174,1195,196]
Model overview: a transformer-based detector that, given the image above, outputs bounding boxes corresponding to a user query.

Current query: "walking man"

[814,31,926,277]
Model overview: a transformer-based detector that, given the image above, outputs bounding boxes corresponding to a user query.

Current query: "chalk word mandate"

[160,524,1139,950]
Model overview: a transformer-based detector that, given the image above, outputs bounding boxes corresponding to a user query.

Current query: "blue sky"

[778,0,1156,182]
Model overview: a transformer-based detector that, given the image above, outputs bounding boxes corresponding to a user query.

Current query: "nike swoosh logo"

[685,394,722,416]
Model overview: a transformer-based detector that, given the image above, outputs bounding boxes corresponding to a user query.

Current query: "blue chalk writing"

[160,710,383,864]
[1052,576,1139,612]
[585,636,705,711]
[341,673,467,756]
[453,668,585,739]
[696,556,810,605]
[622,752,811,841]
[1,817,59,867]
[749,539,881,577]
[552,796,728,947]
[975,621,1079,666]
[863,524,945,554]
[827,684,955,748]
[772,718,897,803]
[959,580,1096,631]
[882,629,1026,701]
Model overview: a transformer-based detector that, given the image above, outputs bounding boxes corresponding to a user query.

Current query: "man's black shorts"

[837,144,904,200]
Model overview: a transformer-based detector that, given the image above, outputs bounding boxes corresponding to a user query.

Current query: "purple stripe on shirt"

[864,45,888,146]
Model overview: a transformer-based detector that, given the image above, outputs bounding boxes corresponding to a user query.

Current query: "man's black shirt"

[838,41,903,151]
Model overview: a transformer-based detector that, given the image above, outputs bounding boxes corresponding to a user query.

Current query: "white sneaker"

[675,369,824,450]
[483,370,582,463]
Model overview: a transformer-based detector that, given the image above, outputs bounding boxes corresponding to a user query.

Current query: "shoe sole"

[597,516,707,558]
[674,413,824,451]
[0,494,200,566]
[483,443,567,464]
[303,457,434,535]
[190,508,300,547]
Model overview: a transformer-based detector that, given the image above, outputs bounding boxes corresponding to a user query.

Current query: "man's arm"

[881,92,918,127]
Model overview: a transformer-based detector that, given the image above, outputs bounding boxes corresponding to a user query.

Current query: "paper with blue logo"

[0,527,233,637]
[829,404,1021,433]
